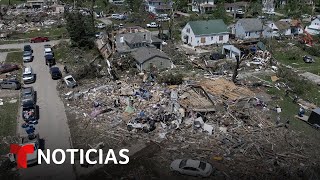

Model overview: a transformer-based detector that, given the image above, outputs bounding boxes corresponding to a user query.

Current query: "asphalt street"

[0,40,76,180]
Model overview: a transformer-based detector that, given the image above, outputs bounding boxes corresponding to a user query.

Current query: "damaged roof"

[274,21,291,30]
[237,18,263,32]
[131,47,170,64]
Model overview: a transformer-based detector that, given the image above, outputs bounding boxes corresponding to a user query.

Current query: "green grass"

[0,48,20,52]
[8,26,68,40]
[0,0,24,5]
[0,98,18,138]
[6,51,23,79]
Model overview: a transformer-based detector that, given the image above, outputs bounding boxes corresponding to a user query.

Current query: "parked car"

[303,55,315,63]
[22,102,37,122]
[170,159,213,177]
[0,79,21,90]
[119,23,124,28]
[0,64,19,74]
[44,47,53,56]
[44,44,51,48]
[63,75,77,88]
[96,23,106,29]
[146,22,159,28]
[95,32,103,38]
[209,53,226,60]
[24,45,33,53]
[8,134,40,166]
[49,67,62,80]
[45,54,55,66]
[23,51,33,62]
[23,66,36,84]
[111,14,120,19]
[30,37,49,43]
[21,86,36,106]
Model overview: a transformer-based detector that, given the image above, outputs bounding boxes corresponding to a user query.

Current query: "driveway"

[0,40,75,180]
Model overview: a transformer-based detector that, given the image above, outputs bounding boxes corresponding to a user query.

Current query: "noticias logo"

[9,144,129,169]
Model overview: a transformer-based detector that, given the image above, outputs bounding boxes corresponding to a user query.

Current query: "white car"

[111,14,120,19]
[96,23,106,29]
[44,47,53,56]
[146,22,159,28]
[63,75,77,88]
[170,159,213,177]
[23,66,35,84]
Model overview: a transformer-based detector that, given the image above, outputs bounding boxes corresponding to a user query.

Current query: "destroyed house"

[131,47,172,71]
[115,32,163,53]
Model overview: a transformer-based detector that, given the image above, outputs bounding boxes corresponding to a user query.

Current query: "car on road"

[49,67,62,80]
[44,44,51,48]
[23,51,34,62]
[146,22,160,28]
[0,79,21,90]
[0,64,19,74]
[45,54,55,66]
[44,47,53,56]
[96,23,106,29]
[23,66,36,84]
[170,159,213,177]
[22,98,37,122]
[24,45,33,53]
[63,75,77,88]
[30,36,49,43]
[21,86,36,106]
[303,55,315,63]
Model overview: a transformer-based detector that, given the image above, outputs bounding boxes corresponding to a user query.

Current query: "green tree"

[125,0,143,13]
[65,11,95,48]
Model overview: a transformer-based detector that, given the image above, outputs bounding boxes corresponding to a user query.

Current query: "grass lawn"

[8,26,68,40]
[0,48,20,52]
[0,0,24,5]
[0,51,23,155]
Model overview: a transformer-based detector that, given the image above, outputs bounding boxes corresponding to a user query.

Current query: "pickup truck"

[22,99,37,123]
[146,22,159,28]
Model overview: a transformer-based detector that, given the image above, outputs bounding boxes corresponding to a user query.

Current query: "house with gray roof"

[235,18,263,40]
[115,32,163,54]
[181,19,229,47]
[131,47,172,71]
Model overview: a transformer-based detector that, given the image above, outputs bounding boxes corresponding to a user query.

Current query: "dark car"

[45,54,55,66]
[210,53,226,60]
[0,64,19,74]
[303,55,315,63]
[30,37,49,43]
[0,79,21,90]
[21,87,36,106]
[24,45,33,53]
[49,67,62,80]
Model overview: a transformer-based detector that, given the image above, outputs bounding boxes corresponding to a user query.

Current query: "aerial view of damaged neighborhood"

[1,0,320,179]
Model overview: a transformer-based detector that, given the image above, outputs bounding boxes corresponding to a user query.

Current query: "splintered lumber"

[199,78,255,101]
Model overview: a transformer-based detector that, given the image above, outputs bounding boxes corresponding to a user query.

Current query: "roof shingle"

[188,19,229,36]
[131,47,170,64]
[237,18,263,32]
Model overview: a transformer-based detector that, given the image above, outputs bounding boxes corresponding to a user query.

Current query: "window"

[219,36,223,41]
[199,161,206,170]
[201,37,205,43]
[160,62,163,66]
[245,32,248,36]
[186,28,190,33]
[179,159,187,168]
[211,37,213,40]
[191,37,192,42]
[249,32,251,36]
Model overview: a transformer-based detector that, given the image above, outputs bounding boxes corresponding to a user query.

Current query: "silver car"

[23,66,36,84]
[23,51,33,62]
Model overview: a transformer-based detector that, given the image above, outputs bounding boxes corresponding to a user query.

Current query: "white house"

[191,0,215,13]
[181,19,229,47]
[305,18,320,35]
[263,21,292,38]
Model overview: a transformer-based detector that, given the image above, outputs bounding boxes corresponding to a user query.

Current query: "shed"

[222,45,241,60]
[308,108,320,125]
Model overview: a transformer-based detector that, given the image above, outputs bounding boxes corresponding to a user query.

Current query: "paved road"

[0,40,75,180]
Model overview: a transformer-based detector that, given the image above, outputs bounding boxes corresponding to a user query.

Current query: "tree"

[125,0,143,13]
[65,11,95,48]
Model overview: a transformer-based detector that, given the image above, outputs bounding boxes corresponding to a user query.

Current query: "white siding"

[193,34,229,47]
